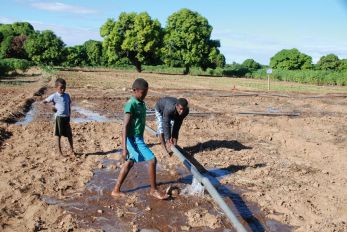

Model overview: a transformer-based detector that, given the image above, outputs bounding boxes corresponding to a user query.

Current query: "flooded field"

[0,69,346,231]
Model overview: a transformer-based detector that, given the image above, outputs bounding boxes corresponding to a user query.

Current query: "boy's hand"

[168,138,177,146]
[166,141,172,151]
[122,149,128,161]
[171,138,177,146]
[162,145,173,157]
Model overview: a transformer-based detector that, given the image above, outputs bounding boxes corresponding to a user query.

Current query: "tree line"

[0,9,225,74]
[0,8,346,84]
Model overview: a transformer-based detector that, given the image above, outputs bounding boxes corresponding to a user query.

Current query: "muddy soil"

[0,69,346,232]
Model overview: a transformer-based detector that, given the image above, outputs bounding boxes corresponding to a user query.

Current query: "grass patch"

[58,68,347,93]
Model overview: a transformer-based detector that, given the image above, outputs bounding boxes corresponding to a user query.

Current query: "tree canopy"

[242,59,261,71]
[317,54,340,70]
[24,30,65,65]
[161,9,223,73]
[84,40,102,66]
[101,12,162,71]
[270,48,312,70]
[0,22,34,59]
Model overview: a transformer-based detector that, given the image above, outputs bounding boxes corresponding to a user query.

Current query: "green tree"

[317,54,340,70]
[8,35,28,59]
[83,40,102,66]
[0,24,15,38]
[202,40,225,69]
[0,22,34,59]
[0,31,3,44]
[24,30,65,65]
[0,24,15,59]
[62,46,87,67]
[339,59,347,71]
[100,12,162,71]
[270,48,312,70]
[242,59,261,71]
[162,9,224,73]
[11,22,34,36]
[0,36,13,58]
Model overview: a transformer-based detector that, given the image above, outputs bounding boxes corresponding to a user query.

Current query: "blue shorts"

[126,136,155,162]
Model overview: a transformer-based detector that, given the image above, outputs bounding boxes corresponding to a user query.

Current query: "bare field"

[0,69,346,231]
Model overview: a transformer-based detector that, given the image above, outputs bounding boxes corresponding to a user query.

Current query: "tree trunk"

[135,61,142,72]
[184,65,189,75]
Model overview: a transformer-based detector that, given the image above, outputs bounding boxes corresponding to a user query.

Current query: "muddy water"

[15,101,117,125]
[15,98,217,125]
[71,105,114,123]
[42,153,237,231]
[18,99,291,231]
[15,102,37,125]
[41,152,292,231]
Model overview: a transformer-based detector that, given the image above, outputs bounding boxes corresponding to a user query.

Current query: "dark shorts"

[55,116,72,137]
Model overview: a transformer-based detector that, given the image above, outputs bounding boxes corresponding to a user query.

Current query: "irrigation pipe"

[238,111,300,116]
[145,125,247,232]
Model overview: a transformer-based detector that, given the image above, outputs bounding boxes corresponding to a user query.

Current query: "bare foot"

[57,151,65,156]
[69,150,76,156]
[111,190,126,198]
[150,189,169,200]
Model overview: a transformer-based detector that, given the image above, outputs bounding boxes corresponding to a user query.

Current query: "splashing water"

[181,177,205,196]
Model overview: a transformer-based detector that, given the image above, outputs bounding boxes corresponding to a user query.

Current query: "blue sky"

[1,0,347,64]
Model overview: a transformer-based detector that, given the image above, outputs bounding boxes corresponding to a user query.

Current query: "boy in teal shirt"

[111,78,169,200]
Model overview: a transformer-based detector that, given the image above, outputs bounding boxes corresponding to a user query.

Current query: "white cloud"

[30,2,97,14]
[30,21,102,45]
[0,16,101,45]
[0,16,16,24]
[213,29,347,64]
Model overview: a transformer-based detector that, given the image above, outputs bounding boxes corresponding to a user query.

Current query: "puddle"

[41,152,292,231]
[14,97,219,126]
[71,106,114,123]
[267,107,280,113]
[15,102,117,125]
[41,154,238,231]
[15,102,37,125]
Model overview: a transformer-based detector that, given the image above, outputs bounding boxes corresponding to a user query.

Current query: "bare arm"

[69,99,71,117]
[42,98,56,112]
[122,113,131,160]
[159,132,172,156]
[43,94,53,104]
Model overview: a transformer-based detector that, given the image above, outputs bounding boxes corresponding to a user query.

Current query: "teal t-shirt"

[124,96,146,137]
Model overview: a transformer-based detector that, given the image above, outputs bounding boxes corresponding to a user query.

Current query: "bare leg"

[148,158,157,191]
[148,158,169,200]
[56,136,63,156]
[111,160,134,197]
[67,135,75,154]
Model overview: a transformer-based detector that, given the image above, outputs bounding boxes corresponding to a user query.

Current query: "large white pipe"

[145,125,247,232]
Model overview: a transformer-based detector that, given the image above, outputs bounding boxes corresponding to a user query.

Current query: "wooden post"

[266,68,272,91]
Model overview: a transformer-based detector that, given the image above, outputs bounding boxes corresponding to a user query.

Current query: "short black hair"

[132,78,148,90]
[55,78,66,86]
[177,98,188,108]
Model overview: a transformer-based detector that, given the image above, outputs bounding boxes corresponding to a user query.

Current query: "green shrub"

[142,65,186,75]
[0,58,32,76]
[249,68,347,86]
[222,63,249,77]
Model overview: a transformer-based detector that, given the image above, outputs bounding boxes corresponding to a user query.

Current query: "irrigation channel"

[13,99,292,231]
